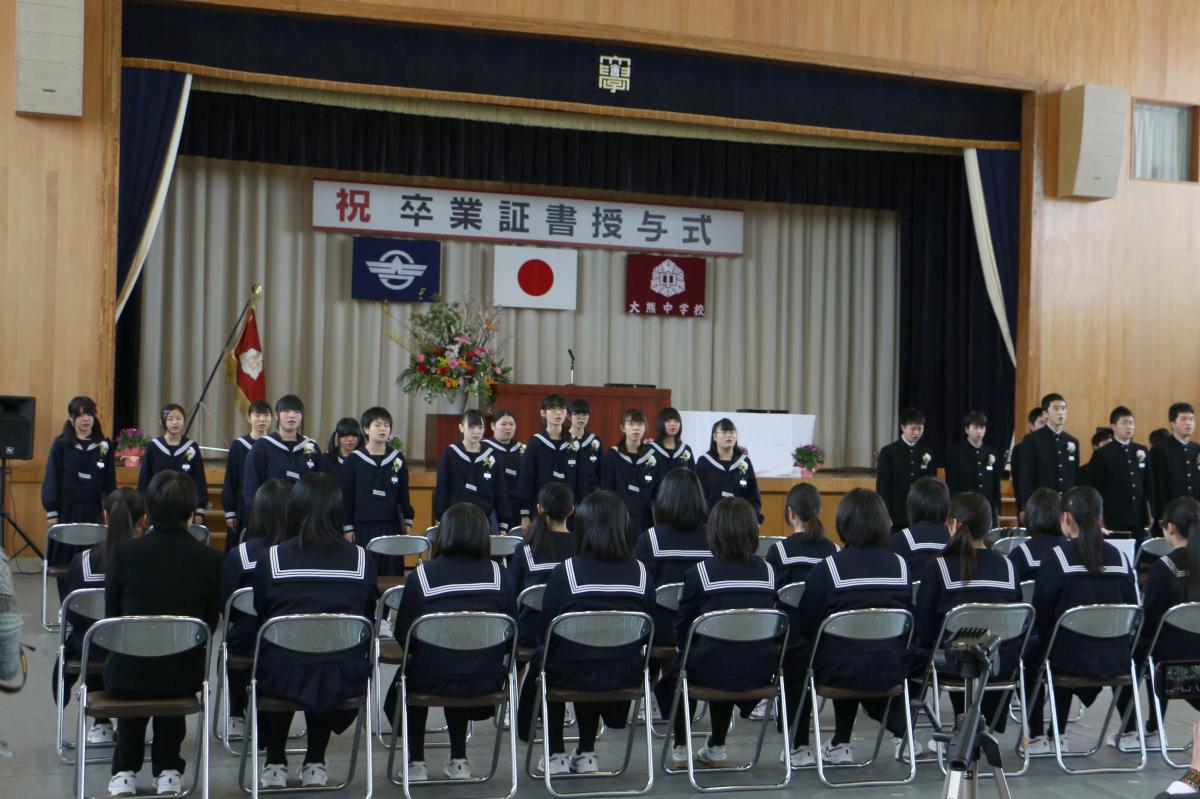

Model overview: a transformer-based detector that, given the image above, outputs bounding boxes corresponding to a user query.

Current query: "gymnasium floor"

[1,564,1186,798]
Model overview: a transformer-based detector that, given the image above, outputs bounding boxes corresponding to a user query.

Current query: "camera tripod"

[937,670,1012,799]
[0,458,43,560]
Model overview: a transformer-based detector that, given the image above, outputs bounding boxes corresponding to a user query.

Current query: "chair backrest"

[776,581,806,608]
[689,608,787,644]
[377,585,404,619]
[991,536,1030,557]
[1053,604,1142,643]
[1157,601,1200,638]
[489,535,524,558]
[655,582,683,612]
[940,602,1034,647]
[1138,538,1174,563]
[547,610,653,648]
[406,612,516,654]
[815,608,913,643]
[423,525,439,541]
[517,584,546,612]
[188,524,210,544]
[1020,580,1035,603]
[755,536,786,558]
[257,614,372,657]
[46,523,107,548]
[366,534,431,559]
[82,616,209,663]
[60,587,106,645]
[224,586,256,619]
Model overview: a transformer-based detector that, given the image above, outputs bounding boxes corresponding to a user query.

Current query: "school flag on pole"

[226,305,266,411]
[492,245,578,310]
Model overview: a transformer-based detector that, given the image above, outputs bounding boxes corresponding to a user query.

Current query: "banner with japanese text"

[625,255,707,318]
[313,180,743,256]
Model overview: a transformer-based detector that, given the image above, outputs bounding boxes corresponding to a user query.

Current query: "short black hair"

[492,408,517,424]
[652,469,708,530]
[962,410,987,428]
[1023,487,1062,538]
[1091,427,1113,448]
[899,407,925,427]
[541,393,567,411]
[434,503,491,559]
[707,498,758,560]
[275,394,305,416]
[248,400,273,416]
[1109,406,1134,425]
[906,476,950,526]
[360,406,392,431]
[159,402,186,429]
[574,491,631,561]
[656,407,683,440]
[145,471,197,528]
[1170,402,1196,422]
[622,408,647,425]
[567,398,591,415]
[327,417,363,453]
[1040,393,1066,410]
[1027,407,1045,426]
[249,478,292,545]
[461,409,485,427]
[1150,427,1171,447]
[836,488,891,549]
[285,472,345,552]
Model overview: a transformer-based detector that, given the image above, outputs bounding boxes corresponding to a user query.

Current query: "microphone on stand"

[567,349,576,387]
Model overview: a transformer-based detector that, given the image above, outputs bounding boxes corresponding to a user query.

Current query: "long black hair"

[944,492,992,582]
[525,482,574,556]
[1062,486,1105,573]
[326,417,363,455]
[102,488,144,568]
[574,491,631,562]
[1163,497,1200,597]
[58,396,106,443]
[785,483,825,542]
[248,478,292,545]
[656,406,683,444]
[284,472,344,552]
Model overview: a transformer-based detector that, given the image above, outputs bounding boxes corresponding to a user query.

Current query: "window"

[1132,101,1196,181]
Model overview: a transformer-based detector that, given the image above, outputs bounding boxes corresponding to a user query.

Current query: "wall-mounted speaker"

[1058,84,1128,199]
[0,396,36,460]
[15,0,84,118]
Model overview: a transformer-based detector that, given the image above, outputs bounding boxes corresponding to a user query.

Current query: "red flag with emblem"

[227,307,266,410]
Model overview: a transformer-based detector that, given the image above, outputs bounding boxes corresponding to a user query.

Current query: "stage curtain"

[137,157,899,468]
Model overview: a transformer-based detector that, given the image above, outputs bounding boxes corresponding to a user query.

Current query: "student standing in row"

[875,407,935,532]
[483,409,524,531]
[1009,406,1048,503]
[694,418,761,521]
[648,407,695,471]
[601,408,665,540]
[1150,402,1200,521]
[320,417,363,477]
[1084,406,1152,538]
[433,409,511,531]
[944,411,1002,521]
[517,394,589,530]
[138,403,207,525]
[220,399,273,553]
[339,407,413,575]
[243,395,323,511]
[568,399,602,499]
[1015,393,1079,518]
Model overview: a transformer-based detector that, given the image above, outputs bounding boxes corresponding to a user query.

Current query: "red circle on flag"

[517,259,555,297]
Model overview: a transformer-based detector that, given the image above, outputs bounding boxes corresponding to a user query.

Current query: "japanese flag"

[492,246,577,310]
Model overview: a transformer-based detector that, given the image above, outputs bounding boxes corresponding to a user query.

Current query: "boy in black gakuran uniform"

[944,411,1003,522]
[875,407,936,532]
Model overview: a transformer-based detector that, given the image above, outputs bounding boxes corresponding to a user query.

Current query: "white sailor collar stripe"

[564,558,648,595]
[81,549,105,583]
[351,448,401,467]
[153,438,196,456]
[1016,542,1039,567]
[697,560,775,591]
[485,439,522,454]
[269,545,366,580]
[1160,554,1190,578]
[264,434,315,453]
[416,560,502,596]
[237,542,258,571]
[238,436,255,451]
[1051,545,1130,575]
[523,544,559,573]
[647,528,712,559]
[697,452,746,472]
[772,540,822,565]
[533,433,570,451]
[902,528,945,552]
[935,556,1016,590]
[449,444,473,463]
[826,553,909,587]
[74,441,102,452]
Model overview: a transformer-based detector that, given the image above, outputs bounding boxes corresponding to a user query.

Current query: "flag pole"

[183,283,263,439]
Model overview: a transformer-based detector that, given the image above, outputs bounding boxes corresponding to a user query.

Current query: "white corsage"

[737,461,749,475]
[301,441,315,456]
[591,439,600,450]
[392,458,403,474]
[922,452,932,465]
[567,440,580,452]
[482,453,496,470]
[679,449,691,462]
[184,447,195,462]
[1136,449,1147,462]
[644,455,657,469]
[99,441,109,457]
[518,443,527,456]
[987,454,995,466]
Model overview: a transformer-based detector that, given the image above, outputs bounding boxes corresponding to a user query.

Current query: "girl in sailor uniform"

[319,417,363,477]
[694,418,762,522]
[242,394,323,514]
[57,488,145,746]
[137,403,208,525]
[251,473,378,789]
[219,479,289,739]
[537,491,656,775]
[1008,488,1068,582]
[886,476,950,577]
[339,407,414,575]
[219,399,273,553]
[767,483,838,587]
[516,394,588,530]
[601,408,666,541]
[434,409,512,531]
[661,498,778,768]
[792,488,914,766]
[484,409,524,532]
[568,398,603,499]
[649,406,696,471]
[1023,486,1138,755]
[914,492,1021,738]
[390,503,517,782]
[41,396,117,595]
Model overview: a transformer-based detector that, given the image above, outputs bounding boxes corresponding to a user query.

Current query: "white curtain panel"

[962,148,1017,366]
[139,156,899,467]
[1133,102,1193,181]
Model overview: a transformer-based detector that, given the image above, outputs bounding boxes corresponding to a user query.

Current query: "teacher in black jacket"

[104,471,222,797]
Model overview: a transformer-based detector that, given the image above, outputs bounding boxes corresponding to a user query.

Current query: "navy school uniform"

[41,436,116,573]
[220,435,256,553]
[1085,439,1152,532]
[647,440,696,471]
[62,547,109,660]
[433,444,511,531]
[1007,534,1069,583]
[887,521,951,578]
[633,524,712,646]
[574,431,604,499]
[516,432,589,522]
[601,444,666,539]
[338,448,415,575]
[242,433,324,513]
[1149,437,1200,520]
[875,438,937,531]
[944,442,1003,520]
[138,437,208,518]
[914,552,1022,670]
[318,451,350,480]
[1014,426,1079,510]
[694,452,762,521]
[766,533,839,589]
[252,539,378,717]
[220,538,270,655]
[507,533,577,647]
[483,438,524,530]
[1138,550,1200,662]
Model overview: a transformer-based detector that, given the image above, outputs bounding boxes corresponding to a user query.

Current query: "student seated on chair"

[794,488,914,766]
[252,472,378,789]
[767,482,838,587]
[537,490,656,776]
[103,472,222,798]
[219,479,290,741]
[1022,485,1138,756]
[58,488,145,748]
[887,477,951,577]
[390,502,516,783]
[662,497,778,768]
[1007,488,1068,582]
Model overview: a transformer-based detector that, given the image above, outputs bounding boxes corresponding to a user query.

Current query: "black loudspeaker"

[0,396,36,460]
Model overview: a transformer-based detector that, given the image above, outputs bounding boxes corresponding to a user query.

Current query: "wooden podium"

[422,383,672,463]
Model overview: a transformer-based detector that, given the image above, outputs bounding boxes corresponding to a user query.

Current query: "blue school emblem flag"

[351,237,441,301]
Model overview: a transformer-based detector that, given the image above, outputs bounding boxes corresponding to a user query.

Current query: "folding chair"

[516,584,547,667]
[367,535,430,592]
[646,583,683,739]
[55,588,108,764]
[991,536,1030,558]
[388,612,519,799]
[987,527,1027,547]
[529,610,656,798]
[661,609,790,792]
[372,584,406,748]
[74,616,212,799]
[923,603,1036,777]
[805,608,916,788]
[776,582,805,609]
[911,581,921,604]
[42,523,107,631]
[490,535,524,559]
[754,537,787,558]
[189,524,211,545]
[240,614,374,797]
[1143,601,1200,767]
[1137,538,1174,588]
[1039,603,1146,774]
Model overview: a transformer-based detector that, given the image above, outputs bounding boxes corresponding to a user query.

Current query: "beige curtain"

[140,156,898,467]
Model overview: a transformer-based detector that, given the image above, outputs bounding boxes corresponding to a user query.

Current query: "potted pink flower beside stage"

[792,443,825,479]
[115,428,149,468]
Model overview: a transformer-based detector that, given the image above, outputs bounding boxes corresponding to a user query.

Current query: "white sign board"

[678,411,817,477]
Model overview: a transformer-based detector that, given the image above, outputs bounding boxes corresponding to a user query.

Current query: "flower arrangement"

[390,298,513,404]
[792,444,826,476]
[115,428,149,467]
